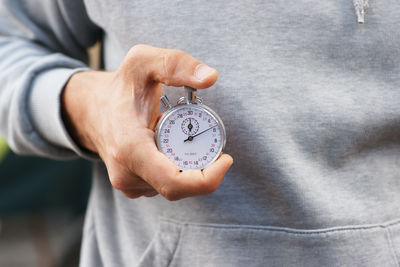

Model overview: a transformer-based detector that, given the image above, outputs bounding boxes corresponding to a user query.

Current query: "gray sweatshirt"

[1,0,400,266]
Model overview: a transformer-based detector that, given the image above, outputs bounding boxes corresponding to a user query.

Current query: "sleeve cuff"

[29,67,99,160]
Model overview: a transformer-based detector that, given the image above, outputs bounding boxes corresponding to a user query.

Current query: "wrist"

[61,70,113,153]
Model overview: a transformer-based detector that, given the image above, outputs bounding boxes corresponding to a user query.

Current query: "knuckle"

[197,176,218,194]
[122,191,143,199]
[162,49,186,82]
[170,49,187,58]
[159,184,180,201]
[106,143,125,163]
[161,53,174,85]
[162,78,172,86]
[108,171,140,191]
[109,175,128,191]
[144,191,159,197]
[110,175,143,191]
[127,44,149,59]
[111,149,125,165]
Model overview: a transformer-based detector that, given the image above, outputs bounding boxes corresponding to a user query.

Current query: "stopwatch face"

[156,104,225,170]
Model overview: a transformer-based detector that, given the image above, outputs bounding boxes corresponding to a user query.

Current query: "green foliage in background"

[0,137,9,163]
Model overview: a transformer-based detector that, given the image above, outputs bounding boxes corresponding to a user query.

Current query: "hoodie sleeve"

[0,0,102,160]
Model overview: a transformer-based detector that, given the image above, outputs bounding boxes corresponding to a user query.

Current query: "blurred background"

[0,141,91,267]
[0,43,101,267]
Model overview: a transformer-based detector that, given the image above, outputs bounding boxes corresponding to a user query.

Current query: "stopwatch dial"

[181,117,199,135]
[158,106,223,170]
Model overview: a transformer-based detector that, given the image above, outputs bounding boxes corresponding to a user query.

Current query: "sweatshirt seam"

[160,218,400,236]
[166,223,182,267]
[386,227,400,267]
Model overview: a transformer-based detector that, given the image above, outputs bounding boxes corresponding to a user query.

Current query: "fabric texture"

[1,0,400,266]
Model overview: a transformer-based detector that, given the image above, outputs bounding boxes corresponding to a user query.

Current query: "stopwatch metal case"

[155,86,226,170]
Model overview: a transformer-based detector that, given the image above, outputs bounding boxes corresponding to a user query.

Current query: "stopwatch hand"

[188,118,192,132]
[183,136,192,142]
[183,125,217,142]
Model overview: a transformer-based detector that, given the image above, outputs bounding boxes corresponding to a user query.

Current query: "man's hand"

[62,44,233,200]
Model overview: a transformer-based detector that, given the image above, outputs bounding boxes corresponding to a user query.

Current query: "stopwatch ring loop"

[177,97,186,105]
[195,96,203,104]
[177,96,203,105]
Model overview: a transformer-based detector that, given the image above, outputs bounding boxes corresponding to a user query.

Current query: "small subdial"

[181,117,199,135]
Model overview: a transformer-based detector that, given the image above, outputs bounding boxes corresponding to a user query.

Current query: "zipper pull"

[353,0,369,24]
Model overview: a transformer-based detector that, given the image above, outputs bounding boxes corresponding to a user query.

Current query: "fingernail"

[194,64,216,81]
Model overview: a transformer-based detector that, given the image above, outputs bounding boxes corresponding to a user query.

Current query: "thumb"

[121,44,218,89]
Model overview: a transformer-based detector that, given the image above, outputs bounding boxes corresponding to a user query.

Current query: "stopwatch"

[155,86,226,170]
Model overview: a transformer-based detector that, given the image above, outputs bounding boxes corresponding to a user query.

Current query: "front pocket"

[152,219,400,267]
[137,220,181,267]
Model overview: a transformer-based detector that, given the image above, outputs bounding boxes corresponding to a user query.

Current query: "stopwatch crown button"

[160,95,172,109]
[184,86,197,103]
